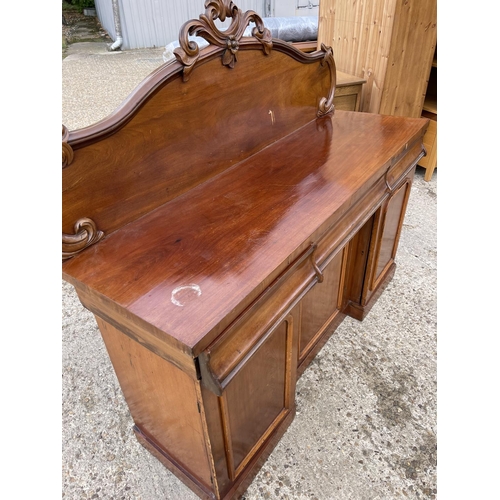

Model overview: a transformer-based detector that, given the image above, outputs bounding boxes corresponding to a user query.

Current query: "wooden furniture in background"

[318,0,437,115]
[335,71,366,111]
[294,41,366,112]
[418,47,437,180]
[318,0,437,180]
[62,3,429,499]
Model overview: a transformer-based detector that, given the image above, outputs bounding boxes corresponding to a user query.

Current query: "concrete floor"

[62,42,437,500]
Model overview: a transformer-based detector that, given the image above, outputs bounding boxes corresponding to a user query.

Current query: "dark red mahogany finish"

[62,2,428,498]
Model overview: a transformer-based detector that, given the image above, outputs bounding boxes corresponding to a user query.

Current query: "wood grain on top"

[63,110,427,353]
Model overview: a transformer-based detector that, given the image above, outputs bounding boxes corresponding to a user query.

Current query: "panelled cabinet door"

[367,179,412,296]
[202,309,299,495]
[298,248,347,366]
[222,317,291,477]
[341,174,414,322]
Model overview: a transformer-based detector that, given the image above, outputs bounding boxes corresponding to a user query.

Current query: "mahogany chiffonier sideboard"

[62,2,429,499]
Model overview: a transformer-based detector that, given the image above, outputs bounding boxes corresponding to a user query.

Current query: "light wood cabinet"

[335,71,366,111]
[418,48,437,180]
[294,41,366,112]
[318,0,437,179]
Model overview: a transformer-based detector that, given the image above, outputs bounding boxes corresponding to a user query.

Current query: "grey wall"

[95,0,265,50]
[95,0,116,40]
[94,0,318,50]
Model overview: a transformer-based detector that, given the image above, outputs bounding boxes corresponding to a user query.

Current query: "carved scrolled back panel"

[174,0,273,81]
[62,5,336,259]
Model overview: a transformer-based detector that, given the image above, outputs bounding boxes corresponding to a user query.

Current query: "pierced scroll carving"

[62,125,74,168]
[174,0,272,82]
[62,217,104,260]
[317,44,337,118]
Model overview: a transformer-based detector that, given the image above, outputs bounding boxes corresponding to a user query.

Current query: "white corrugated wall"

[95,0,271,50]
[94,0,116,40]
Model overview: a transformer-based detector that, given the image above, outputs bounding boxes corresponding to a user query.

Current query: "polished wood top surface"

[63,110,427,353]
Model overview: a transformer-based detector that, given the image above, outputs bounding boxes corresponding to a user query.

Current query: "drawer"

[385,138,426,189]
[333,84,363,111]
[198,244,317,396]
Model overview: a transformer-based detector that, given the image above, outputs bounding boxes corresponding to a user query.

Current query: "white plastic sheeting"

[246,16,318,42]
[162,16,318,63]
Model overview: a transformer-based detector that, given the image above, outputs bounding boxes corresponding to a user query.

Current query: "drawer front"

[198,245,317,396]
[333,93,358,111]
[385,139,425,189]
[334,83,363,112]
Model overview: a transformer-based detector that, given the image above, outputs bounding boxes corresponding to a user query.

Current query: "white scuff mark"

[268,109,275,125]
[171,284,202,307]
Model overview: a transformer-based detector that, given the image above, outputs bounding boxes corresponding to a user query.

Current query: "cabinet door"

[368,180,411,293]
[298,248,346,366]
[213,313,297,483]
[342,176,413,321]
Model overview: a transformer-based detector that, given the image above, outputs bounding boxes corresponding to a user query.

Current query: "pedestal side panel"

[95,317,214,490]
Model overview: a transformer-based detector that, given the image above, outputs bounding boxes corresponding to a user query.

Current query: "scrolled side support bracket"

[317,44,336,118]
[62,217,104,261]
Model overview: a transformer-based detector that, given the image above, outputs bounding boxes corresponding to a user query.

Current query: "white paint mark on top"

[269,110,275,125]
[171,284,202,307]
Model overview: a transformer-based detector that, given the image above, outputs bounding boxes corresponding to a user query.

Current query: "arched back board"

[62,0,336,260]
